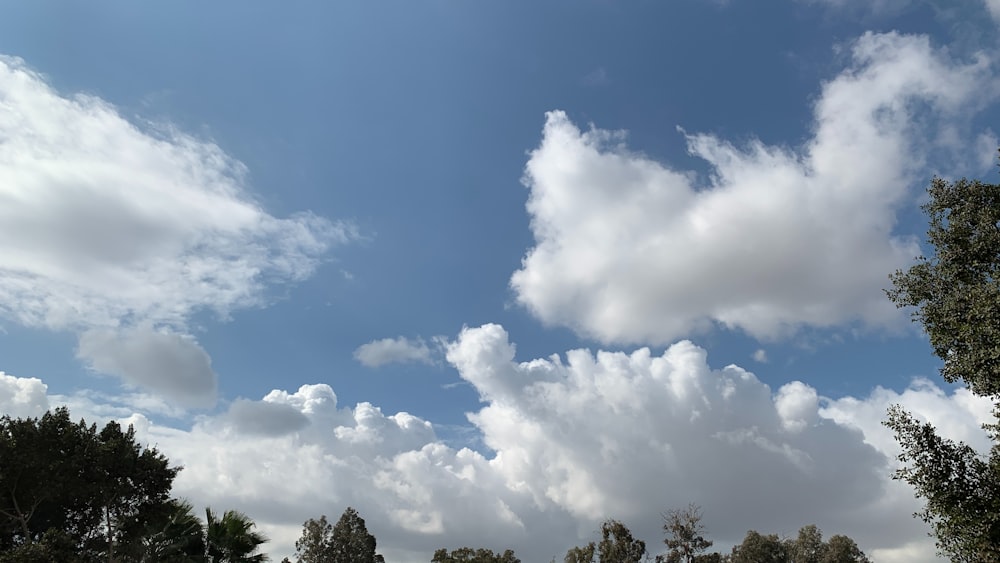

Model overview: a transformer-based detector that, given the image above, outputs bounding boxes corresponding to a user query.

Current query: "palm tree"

[204,508,269,563]
[123,498,206,562]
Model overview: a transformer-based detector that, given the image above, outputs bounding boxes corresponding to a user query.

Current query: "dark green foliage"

[729,525,869,563]
[0,407,178,560]
[886,406,1000,561]
[295,514,333,563]
[122,499,206,562]
[0,407,271,562]
[0,529,82,563]
[295,508,384,563]
[788,524,825,563]
[597,520,646,563]
[564,543,596,563]
[431,546,521,562]
[206,507,269,562]
[887,176,1000,397]
[564,519,646,563]
[885,173,1000,560]
[730,530,786,563]
[822,534,870,563]
[330,507,384,563]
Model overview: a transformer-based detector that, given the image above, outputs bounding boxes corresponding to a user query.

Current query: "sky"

[1,0,999,561]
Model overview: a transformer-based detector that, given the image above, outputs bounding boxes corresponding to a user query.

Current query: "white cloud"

[987,0,1000,21]
[77,325,217,408]
[0,55,352,331]
[798,0,912,13]
[355,336,435,368]
[752,349,769,363]
[2,324,982,562]
[511,32,996,345]
[0,371,49,419]
[0,56,352,406]
[800,0,1000,27]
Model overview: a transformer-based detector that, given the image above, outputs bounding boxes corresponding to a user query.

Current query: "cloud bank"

[3,324,989,561]
[512,32,996,345]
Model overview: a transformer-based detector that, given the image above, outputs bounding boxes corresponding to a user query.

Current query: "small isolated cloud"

[224,398,310,436]
[752,349,769,363]
[512,32,996,345]
[354,336,434,368]
[0,324,990,562]
[583,67,608,86]
[77,325,217,408]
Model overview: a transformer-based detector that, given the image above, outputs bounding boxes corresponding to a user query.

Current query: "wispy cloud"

[0,56,355,406]
[354,336,436,368]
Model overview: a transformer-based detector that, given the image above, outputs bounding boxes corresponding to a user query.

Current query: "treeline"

[431,504,869,563]
[0,406,869,562]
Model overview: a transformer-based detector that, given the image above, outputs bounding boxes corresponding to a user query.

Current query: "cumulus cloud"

[77,325,217,408]
[511,32,997,345]
[2,324,986,561]
[0,56,352,406]
[354,336,435,368]
[0,371,49,419]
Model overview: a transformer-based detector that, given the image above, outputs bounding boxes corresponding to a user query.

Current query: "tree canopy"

[0,407,270,562]
[0,407,178,560]
[563,519,646,563]
[886,173,1000,560]
[294,507,384,563]
[431,546,521,563]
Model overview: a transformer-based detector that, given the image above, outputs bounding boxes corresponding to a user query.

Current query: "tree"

[205,508,269,562]
[0,407,178,560]
[885,174,1000,560]
[432,546,521,562]
[92,419,181,561]
[822,535,870,563]
[597,520,646,563]
[295,508,384,563]
[123,499,206,562]
[564,520,646,563]
[729,530,786,563]
[887,175,1000,397]
[0,529,82,563]
[658,504,713,563]
[564,543,596,563]
[295,514,333,563]
[788,525,826,563]
[295,515,334,563]
[330,508,383,563]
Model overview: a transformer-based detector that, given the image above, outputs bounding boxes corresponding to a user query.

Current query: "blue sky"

[1,1,999,561]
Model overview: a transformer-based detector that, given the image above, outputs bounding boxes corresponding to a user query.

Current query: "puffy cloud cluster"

[512,32,997,345]
[0,56,350,405]
[1,325,989,561]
